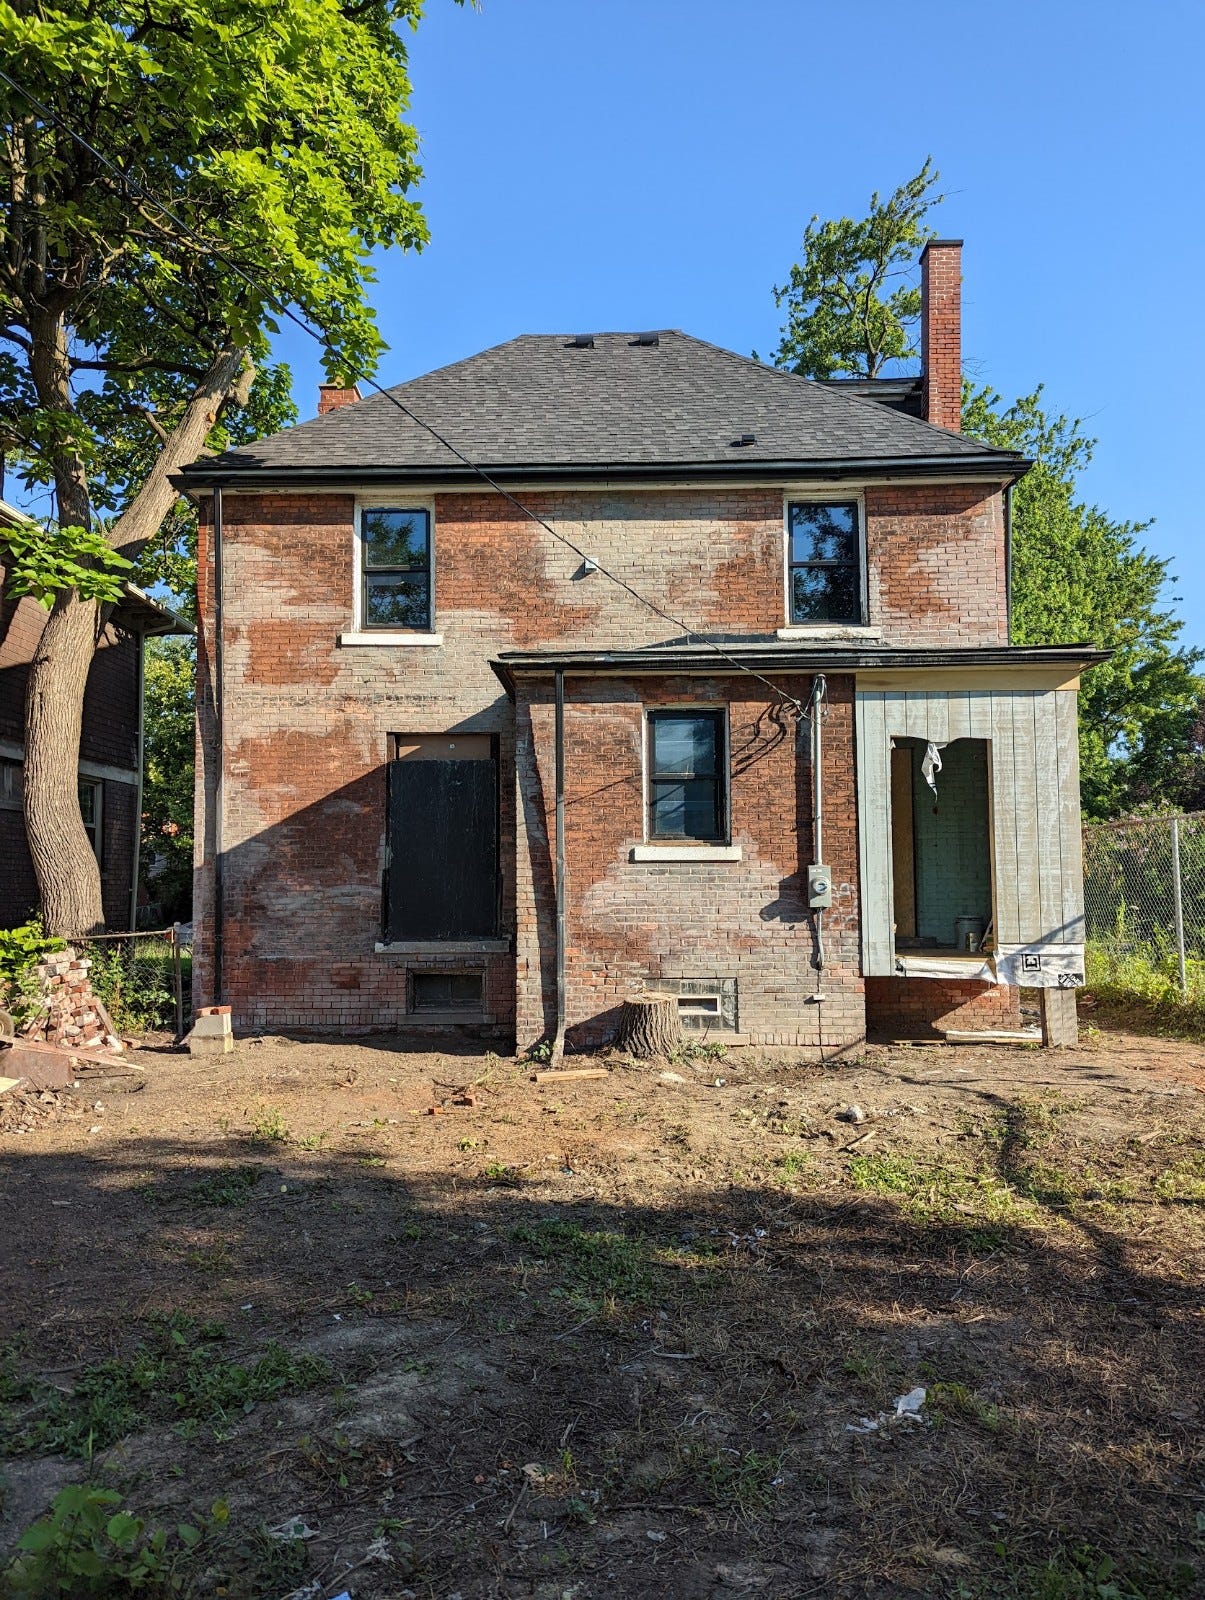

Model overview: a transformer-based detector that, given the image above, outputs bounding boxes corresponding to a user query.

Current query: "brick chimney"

[317,382,362,416]
[920,239,962,432]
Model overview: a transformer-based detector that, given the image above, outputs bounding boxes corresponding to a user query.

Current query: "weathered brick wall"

[514,672,865,1053]
[864,484,1006,645]
[195,476,1010,1038]
[865,976,1022,1037]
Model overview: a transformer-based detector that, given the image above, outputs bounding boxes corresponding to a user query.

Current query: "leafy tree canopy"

[962,386,1202,818]
[773,158,945,378]
[1,0,445,933]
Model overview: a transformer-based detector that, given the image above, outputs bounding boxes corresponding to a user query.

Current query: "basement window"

[656,977,738,1034]
[410,971,483,1014]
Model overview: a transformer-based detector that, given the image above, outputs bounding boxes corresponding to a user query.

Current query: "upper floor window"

[647,709,727,842]
[361,507,432,630]
[787,501,863,625]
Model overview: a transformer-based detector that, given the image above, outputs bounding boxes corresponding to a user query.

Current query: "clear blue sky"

[283,2,1201,650]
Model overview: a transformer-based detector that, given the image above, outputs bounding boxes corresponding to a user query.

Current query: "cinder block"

[188,1031,234,1056]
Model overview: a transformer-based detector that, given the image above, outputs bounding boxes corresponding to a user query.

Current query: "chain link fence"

[72,924,193,1041]
[1082,812,1205,997]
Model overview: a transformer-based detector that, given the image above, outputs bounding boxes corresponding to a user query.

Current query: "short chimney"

[317,382,362,416]
[920,239,962,432]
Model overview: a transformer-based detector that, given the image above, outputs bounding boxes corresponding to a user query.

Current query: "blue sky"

[275,0,1205,647]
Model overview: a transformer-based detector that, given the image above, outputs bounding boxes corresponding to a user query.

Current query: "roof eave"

[174,451,1031,492]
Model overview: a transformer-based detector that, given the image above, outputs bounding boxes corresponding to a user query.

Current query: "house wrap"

[179,242,1102,1051]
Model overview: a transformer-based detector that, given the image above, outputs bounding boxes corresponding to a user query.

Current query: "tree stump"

[616,993,681,1059]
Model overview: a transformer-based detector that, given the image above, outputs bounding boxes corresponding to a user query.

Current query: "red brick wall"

[864,484,1006,645]
[194,476,1011,1038]
[865,976,1022,1037]
[513,672,865,1053]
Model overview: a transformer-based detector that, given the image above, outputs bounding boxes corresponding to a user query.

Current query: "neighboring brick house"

[0,500,189,929]
[181,241,1102,1051]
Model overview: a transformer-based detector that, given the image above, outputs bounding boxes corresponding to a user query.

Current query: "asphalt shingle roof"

[186,331,1022,481]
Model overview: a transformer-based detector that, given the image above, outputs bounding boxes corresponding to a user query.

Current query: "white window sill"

[339,631,444,647]
[776,625,879,641]
[630,844,743,863]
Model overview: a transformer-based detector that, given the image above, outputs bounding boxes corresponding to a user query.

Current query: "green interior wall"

[906,737,992,948]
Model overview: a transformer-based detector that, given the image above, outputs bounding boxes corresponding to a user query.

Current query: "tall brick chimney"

[317,382,362,416]
[920,239,962,432]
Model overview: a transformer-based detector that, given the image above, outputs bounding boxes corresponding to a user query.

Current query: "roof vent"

[567,334,595,349]
[631,331,660,347]
[731,432,757,447]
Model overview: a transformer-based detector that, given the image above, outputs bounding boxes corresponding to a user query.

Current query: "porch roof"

[490,642,1110,695]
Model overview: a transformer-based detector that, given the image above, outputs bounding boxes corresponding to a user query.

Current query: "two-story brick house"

[181,242,1101,1052]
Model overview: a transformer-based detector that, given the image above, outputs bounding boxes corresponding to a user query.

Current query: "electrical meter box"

[807,864,833,909]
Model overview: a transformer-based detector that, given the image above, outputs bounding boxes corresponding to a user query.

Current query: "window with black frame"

[787,501,862,624]
[361,507,432,630]
[647,709,727,842]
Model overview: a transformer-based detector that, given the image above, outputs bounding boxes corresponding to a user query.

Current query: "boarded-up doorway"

[891,737,992,954]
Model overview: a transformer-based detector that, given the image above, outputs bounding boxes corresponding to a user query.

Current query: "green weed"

[248,1107,290,1146]
[1,1318,331,1458]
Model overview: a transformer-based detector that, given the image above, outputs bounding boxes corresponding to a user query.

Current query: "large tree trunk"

[22,334,249,936]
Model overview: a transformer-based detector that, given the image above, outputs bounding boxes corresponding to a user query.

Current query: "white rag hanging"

[922,741,945,797]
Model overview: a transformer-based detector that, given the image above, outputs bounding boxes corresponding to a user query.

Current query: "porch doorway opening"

[890,736,993,956]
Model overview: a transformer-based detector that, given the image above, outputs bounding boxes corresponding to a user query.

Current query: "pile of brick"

[16,949,123,1055]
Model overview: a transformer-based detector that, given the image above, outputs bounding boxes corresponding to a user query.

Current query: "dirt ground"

[0,1023,1202,1599]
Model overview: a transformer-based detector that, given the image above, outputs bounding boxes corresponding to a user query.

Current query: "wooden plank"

[857,668,1082,691]
[968,689,993,741]
[855,691,894,975]
[1055,689,1086,942]
[534,1067,611,1083]
[1010,693,1042,946]
[946,690,972,742]
[1033,690,1063,939]
[1039,987,1078,1047]
[890,745,917,938]
[988,690,1020,945]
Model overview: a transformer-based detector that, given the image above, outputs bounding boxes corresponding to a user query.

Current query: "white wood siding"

[855,686,1084,975]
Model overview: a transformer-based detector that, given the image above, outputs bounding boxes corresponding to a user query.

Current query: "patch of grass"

[295,1131,329,1151]
[1,1318,332,1459]
[183,1164,262,1208]
[513,1219,652,1308]
[928,1379,1013,1435]
[957,1541,1198,1599]
[773,1149,814,1186]
[1153,1151,1205,1202]
[675,1443,783,1519]
[847,1150,1032,1248]
[667,1039,728,1064]
[1085,941,1205,1042]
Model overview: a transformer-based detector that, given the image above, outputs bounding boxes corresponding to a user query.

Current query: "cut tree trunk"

[616,994,682,1059]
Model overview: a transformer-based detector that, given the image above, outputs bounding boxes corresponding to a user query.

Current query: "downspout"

[1004,482,1014,644]
[551,668,566,1062]
[811,674,827,975]
[211,484,225,1006]
[128,627,146,932]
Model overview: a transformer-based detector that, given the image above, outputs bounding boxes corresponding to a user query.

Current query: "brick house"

[181,241,1102,1051]
[0,499,189,930]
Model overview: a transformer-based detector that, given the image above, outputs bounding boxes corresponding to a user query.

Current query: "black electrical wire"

[0,65,807,717]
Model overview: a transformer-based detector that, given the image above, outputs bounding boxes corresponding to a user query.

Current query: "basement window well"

[890,737,993,957]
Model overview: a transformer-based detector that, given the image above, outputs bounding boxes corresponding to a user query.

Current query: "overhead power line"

[0,66,808,716]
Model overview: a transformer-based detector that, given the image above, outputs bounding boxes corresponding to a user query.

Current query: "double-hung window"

[361,507,432,631]
[647,710,727,842]
[787,501,863,624]
[78,779,102,862]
